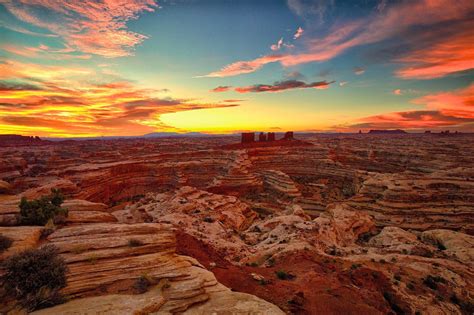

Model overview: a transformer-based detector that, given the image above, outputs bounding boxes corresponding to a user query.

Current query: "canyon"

[1,133,473,314]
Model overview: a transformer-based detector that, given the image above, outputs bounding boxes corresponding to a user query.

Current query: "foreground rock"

[33,223,283,314]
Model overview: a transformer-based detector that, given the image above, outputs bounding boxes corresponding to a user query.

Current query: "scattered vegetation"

[437,242,447,251]
[423,275,446,290]
[128,239,144,247]
[350,264,362,270]
[203,216,214,223]
[3,245,68,311]
[19,189,68,226]
[383,291,404,315]
[134,275,151,294]
[0,234,13,252]
[275,270,295,280]
[450,294,474,314]
[258,279,270,285]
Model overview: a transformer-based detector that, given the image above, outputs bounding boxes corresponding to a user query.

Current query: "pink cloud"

[202,0,474,78]
[353,67,365,75]
[271,37,284,51]
[293,27,304,39]
[1,0,158,58]
[393,89,402,95]
[199,54,286,78]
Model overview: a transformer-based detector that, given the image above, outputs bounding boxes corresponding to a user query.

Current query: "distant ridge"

[368,129,407,134]
[0,134,49,146]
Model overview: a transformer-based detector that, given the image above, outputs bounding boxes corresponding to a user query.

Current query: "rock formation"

[1,134,474,314]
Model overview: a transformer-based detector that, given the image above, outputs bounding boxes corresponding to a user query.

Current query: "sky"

[0,0,473,137]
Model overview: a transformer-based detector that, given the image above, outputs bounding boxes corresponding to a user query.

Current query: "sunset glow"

[1,0,473,137]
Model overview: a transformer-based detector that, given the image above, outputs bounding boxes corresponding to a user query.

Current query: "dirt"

[176,231,401,314]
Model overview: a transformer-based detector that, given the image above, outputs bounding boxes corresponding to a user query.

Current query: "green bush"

[3,244,68,311]
[0,234,13,252]
[19,189,68,226]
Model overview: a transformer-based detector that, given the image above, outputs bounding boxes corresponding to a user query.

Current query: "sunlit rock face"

[1,134,474,314]
[33,223,282,314]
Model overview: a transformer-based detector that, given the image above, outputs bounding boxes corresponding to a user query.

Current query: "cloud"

[287,0,335,24]
[1,0,158,58]
[0,21,58,37]
[271,37,284,51]
[211,85,232,92]
[355,110,472,129]
[0,60,240,137]
[339,81,348,87]
[394,24,474,79]
[293,27,304,39]
[284,71,306,80]
[222,99,245,103]
[353,67,365,75]
[203,0,474,78]
[413,83,474,119]
[0,81,43,91]
[392,89,402,95]
[344,84,474,131]
[235,80,334,93]
[1,43,91,60]
[198,54,285,78]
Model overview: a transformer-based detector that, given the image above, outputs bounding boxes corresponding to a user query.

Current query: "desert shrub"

[383,291,403,314]
[276,270,289,280]
[128,239,144,247]
[275,270,295,280]
[423,275,446,290]
[19,189,68,226]
[203,216,214,223]
[0,234,13,252]
[437,242,447,251]
[134,276,151,294]
[3,244,68,311]
[350,264,362,270]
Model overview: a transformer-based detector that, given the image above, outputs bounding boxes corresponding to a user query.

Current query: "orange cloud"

[0,61,240,137]
[1,43,91,60]
[211,86,231,92]
[413,83,474,119]
[348,84,474,131]
[395,27,474,79]
[1,0,158,57]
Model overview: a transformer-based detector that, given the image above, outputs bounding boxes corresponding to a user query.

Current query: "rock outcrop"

[6,223,283,314]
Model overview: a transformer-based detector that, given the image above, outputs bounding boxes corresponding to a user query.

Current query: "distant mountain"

[143,132,214,138]
[43,132,235,141]
[368,129,407,134]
